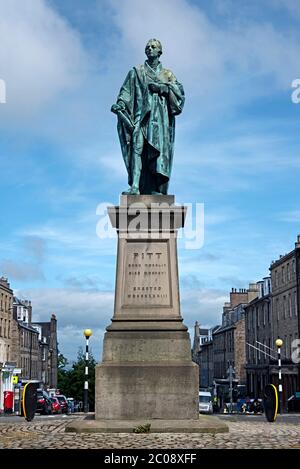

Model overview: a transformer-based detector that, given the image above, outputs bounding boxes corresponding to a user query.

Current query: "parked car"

[55,394,69,414]
[50,397,61,414]
[36,390,52,415]
[199,391,213,414]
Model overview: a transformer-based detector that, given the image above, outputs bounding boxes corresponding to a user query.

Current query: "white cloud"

[23,236,47,262]
[228,23,300,87]
[15,286,114,360]
[16,287,114,327]
[75,144,128,181]
[107,0,223,89]
[20,218,117,259]
[0,0,88,120]
[107,0,300,101]
[0,259,44,281]
[57,324,104,363]
[181,287,227,327]
[172,127,300,198]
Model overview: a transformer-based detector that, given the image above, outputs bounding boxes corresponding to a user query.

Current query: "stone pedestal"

[95,195,199,420]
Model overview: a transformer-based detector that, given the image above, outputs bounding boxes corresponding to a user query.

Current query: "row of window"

[247,332,298,362]
[212,331,235,352]
[273,259,296,288]
[247,338,272,363]
[274,292,298,321]
[214,362,225,379]
[20,355,38,379]
[21,330,38,349]
[247,302,271,330]
[247,293,298,331]
[0,293,12,313]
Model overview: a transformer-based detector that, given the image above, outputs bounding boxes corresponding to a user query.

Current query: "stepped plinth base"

[66,415,229,434]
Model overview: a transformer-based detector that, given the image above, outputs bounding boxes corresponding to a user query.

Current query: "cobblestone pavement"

[0,416,300,449]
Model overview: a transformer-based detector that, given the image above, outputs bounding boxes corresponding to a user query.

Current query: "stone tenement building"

[13,298,40,381]
[213,306,246,385]
[13,298,58,389]
[0,277,14,364]
[32,315,58,389]
[212,284,258,386]
[0,279,59,412]
[192,283,260,411]
[193,234,300,409]
[193,325,217,389]
[192,284,259,396]
[245,236,300,407]
[192,322,216,388]
[245,277,273,399]
[270,236,300,404]
[0,277,18,412]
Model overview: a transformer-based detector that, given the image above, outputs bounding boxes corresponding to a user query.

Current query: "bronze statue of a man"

[111,39,185,195]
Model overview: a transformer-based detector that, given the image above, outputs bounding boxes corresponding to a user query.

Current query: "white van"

[199,391,213,414]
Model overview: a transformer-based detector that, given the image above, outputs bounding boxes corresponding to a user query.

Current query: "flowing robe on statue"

[116,61,185,194]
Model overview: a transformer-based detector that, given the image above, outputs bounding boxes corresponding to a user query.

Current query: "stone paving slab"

[0,416,300,449]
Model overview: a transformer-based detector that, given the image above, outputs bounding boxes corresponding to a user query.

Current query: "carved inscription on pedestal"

[124,241,171,307]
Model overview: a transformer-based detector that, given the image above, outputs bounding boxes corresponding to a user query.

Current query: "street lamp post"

[275,338,284,413]
[83,329,92,413]
[48,348,53,388]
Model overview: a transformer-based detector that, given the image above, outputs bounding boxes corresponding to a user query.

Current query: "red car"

[36,390,52,415]
[50,397,61,414]
[55,395,69,414]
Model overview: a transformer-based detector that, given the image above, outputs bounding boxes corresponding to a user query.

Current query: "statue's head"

[145,39,162,59]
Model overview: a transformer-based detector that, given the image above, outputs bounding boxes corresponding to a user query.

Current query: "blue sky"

[1,0,300,362]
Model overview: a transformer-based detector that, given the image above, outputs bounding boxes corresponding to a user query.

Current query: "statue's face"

[145,41,161,60]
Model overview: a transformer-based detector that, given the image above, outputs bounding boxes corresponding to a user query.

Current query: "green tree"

[57,348,96,411]
[57,353,71,397]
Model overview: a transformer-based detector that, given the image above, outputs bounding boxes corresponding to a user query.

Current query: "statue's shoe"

[151,191,163,195]
[122,187,140,195]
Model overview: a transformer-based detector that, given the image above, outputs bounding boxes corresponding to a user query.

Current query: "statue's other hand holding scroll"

[111,102,125,115]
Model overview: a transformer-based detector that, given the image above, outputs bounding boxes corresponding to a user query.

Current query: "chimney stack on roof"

[0,277,10,288]
[229,287,249,308]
